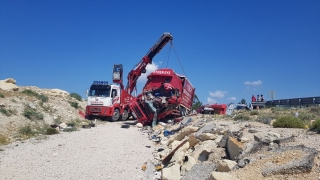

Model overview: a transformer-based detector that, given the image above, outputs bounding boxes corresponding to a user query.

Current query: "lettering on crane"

[154,70,171,75]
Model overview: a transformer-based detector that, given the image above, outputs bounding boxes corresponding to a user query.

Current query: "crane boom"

[126,32,173,95]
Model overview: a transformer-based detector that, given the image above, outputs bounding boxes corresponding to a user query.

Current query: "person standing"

[251,95,256,102]
[257,95,261,101]
[261,94,264,101]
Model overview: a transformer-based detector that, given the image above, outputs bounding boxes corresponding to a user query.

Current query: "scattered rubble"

[141,114,320,180]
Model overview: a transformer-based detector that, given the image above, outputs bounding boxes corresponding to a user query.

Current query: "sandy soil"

[0,121,154,180]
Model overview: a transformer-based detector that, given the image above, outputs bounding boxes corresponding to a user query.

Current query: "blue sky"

[1,0,319,104]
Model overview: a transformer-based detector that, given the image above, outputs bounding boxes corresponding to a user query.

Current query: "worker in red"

[251,95,257,102]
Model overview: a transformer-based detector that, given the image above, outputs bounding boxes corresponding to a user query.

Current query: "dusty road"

[0,121,154,180]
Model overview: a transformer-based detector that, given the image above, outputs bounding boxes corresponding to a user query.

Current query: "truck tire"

[110,109,120,121]
[121,109,129,121]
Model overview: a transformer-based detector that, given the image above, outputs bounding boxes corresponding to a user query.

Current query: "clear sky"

[1,0,319,104]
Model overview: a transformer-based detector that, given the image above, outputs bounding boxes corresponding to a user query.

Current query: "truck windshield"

[89,85,111,97]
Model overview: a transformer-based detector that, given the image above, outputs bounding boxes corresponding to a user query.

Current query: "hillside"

[0,78,87,144]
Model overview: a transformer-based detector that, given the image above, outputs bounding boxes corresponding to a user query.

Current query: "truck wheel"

[111,109,120,121]
[121,109,129,121]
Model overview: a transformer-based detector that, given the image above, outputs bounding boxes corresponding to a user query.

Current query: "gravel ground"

[0,121,154,180]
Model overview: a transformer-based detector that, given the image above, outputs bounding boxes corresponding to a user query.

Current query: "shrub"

[69,101,79,109]
[0,134,9,145]
[19,125,34,137]
[46,128,59,135]
[63,127,78,132]
[23,108,44,120]
[21,89,38,96]
[0,108,17,117]
[309,106,320,116]
[37,94,48,103]
[250,110,259,115]
[11,98,17,103]
[272,116,305,128]
[234,114,250,121]
[310,119,320,133]
[70,93,82,101]
[0,93,4,98]
[54,117,62,124]
[256,114,274,124]
[298,112,315,121]
[21,89,49,103]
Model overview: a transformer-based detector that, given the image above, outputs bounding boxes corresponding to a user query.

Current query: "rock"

[209,172,239,180]
[207,148,226,163]
[170,140,182,150]
[0,79,19,91]
[59,123,67,129]
[3,78,16,84]
[227,137,244,160]
[237,158,252,168]
[248,128,259,133]
[254,132,281,145]
[261,145,318,176]
[170,142,189,165]
[188,133,199,147]
[195,123,216,136]
[181,163,216,180]
[197,133,218,141]
[240,137,250,143]
[191,140,216,162]
[217,159,237,172]
[135,123,143,128]
[167,126,199,146]
[162,164,181,180]
[181,156,197,176]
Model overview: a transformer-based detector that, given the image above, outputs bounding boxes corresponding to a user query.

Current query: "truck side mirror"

[85,89,89,97]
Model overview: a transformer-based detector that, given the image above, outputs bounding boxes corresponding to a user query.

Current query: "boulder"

[181,163,216,180]
[209,172,239,180]
[162,164,181,180]
[254,132,281,145]
[59,123,67,129]
[197,133,218,141]
[191,140,216,162]
[188,133,199,147]
[136,123,143,128]
[170,142,190,166]
[217,159,237,172]
[181,156,197,176]
[227,137,244,160]
[167,126,199,146]
[195,122,216,137]
[0,78,19,91]
[3,78,16,84]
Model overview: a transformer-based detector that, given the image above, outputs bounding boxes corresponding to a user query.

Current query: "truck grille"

[90,107,101,112]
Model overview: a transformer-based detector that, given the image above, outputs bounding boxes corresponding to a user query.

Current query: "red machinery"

[126,33,196,125]
[197,104,227,115]
[86,32,196,125]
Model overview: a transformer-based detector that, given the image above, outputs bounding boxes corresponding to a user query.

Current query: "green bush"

[21,89,38,96]
[46,128,59,135]
[310,119,320,133]
[23,108,44,120]
[19,125,34,137]
[69,101,79,109]
[234,114,250,121]
[0,93,4,98]
[21,89,49,103]
[297,112,315,121]
[0,108,17,117]
[250,110,259,115]
[63,127,78,132]
[70,93,82,101]
[256,114,274,124]
[273,116,305,128]
[0,134,9,145]
[37,94,48,103]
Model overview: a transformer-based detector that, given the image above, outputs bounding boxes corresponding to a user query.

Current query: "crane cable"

[164,45,171,68]
[170,43,187,77]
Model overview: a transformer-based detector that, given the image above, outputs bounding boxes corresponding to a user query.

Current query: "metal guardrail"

[265,96,320,107]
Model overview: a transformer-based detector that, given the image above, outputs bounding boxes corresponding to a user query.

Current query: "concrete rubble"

[141,115,319,180]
